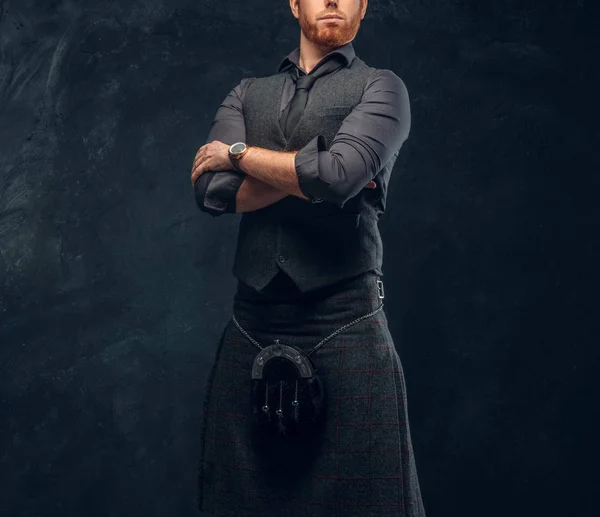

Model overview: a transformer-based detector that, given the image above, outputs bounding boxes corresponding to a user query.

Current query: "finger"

[194,148,206,168]
[194,142,211,162]
[191,159,201,178]
[191,165,204,187]
[365,181,376,189]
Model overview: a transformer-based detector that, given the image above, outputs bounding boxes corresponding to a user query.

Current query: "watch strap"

[229,144,248,172]
[229,154,241,171]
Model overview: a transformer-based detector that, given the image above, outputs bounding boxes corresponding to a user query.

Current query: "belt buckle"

[377,279,385,299]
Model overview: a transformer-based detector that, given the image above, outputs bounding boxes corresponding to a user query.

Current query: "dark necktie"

[282,58,345,140]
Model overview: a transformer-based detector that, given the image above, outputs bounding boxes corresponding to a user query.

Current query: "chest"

[243,62,371,152]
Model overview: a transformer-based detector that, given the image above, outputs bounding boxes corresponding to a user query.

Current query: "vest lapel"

[271,74,291,148]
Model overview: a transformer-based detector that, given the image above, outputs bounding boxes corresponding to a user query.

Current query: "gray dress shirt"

[195,42,411,215]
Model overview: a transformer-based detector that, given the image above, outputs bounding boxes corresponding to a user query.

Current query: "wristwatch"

[228,142,249,171]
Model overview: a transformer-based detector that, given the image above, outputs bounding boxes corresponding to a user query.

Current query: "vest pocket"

[308,105,354,118]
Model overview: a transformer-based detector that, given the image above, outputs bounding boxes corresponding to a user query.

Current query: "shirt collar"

[276,42,355,74]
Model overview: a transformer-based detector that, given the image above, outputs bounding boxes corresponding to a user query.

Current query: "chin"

[299,12,360,46]
[311,26,358,47]
[314,36,345,47]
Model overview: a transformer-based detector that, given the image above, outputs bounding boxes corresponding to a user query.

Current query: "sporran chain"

[231,302,384,357]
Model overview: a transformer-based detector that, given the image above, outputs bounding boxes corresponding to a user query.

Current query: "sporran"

[231,279,385,444]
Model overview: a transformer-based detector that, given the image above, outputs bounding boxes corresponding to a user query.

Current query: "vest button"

[277,255,286,263]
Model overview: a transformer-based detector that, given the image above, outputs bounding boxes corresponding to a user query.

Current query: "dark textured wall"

[0,0,597,516]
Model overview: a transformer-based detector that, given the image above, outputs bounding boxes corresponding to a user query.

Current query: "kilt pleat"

[198,271,426,516]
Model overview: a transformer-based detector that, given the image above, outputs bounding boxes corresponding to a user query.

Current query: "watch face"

[230,142,246,155]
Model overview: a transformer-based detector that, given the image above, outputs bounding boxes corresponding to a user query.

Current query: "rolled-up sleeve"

[194,78,253,216]
[295,70,411,208]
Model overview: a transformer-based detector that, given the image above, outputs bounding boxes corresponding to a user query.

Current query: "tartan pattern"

[198,272,426,516]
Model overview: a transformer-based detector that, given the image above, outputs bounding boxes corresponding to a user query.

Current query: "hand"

[191,140,233,187]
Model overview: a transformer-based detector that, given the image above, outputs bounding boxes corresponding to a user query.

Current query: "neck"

[297,32,340,74]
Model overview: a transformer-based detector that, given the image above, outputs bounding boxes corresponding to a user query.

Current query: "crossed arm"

[194,141,309,213]
[236,171,293,212]
[233,147,307,211]
[194,70,410,216]
[193,77,296,215]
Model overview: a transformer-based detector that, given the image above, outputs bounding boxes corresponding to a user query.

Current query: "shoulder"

[235,76,256,96]
[349,57,409,97]
[235,72,285,99]
[225,76,257,105]
[364,68,409,97]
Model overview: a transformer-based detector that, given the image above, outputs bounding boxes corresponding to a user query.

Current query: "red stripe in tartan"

[202,444,401,455]
[211,496,403,510]
[206,384,399,398]
[227,336,391,349]
[335,346,344,509]
[367,329,375,500]
[209,476,402,500]
[316,474,403,481]
[207,467,404,482]
[212,363,396,374]
[202,409,248,419]
[202,461,257,473]
[212,485,404,509]
[335,421,399,427]
[203,459,404,480]
[202,409,399,428]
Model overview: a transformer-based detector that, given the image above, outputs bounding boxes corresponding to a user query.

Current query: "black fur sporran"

[251,340,326,442]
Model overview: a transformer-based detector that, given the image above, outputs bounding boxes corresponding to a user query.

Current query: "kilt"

[198,270,426,516]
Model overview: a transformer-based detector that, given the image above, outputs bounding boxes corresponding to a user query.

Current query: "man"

[192,0,426,515]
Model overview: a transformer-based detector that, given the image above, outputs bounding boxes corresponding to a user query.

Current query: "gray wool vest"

[233,57,397,293]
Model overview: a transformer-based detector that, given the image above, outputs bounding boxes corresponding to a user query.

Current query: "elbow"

[195,195,232,217]
[194,193,225,217]
[301,176,364,209]
[200,206,227,218]
[296,138,372,208]
[298,164,363,209]
[194,188,227,218]
[316,155,370,207]
[193,173,236,217]
[326,178,366,209]
[307,146,373,208]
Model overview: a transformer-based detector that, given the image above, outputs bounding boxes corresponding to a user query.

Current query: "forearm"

[238,146,309,200]
[235,175,289,212]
